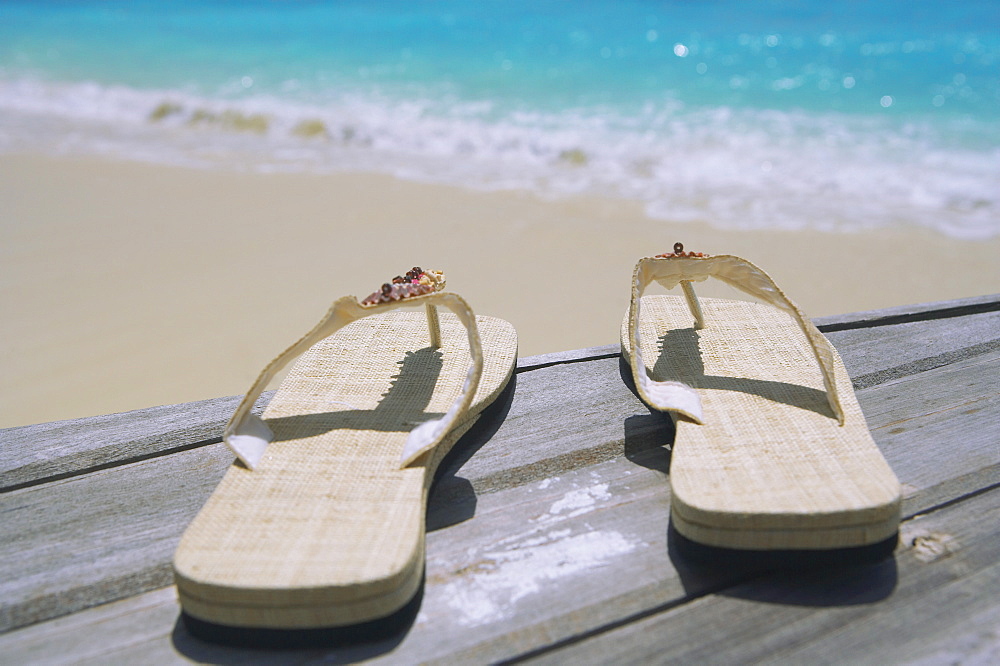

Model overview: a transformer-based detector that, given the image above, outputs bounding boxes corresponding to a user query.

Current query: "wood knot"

[909,532,958,563]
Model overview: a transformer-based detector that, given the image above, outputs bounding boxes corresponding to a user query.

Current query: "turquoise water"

[2,0,998,238]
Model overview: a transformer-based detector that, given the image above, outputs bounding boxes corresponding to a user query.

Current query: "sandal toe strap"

[628,253,845,425]
[225,291,482,470]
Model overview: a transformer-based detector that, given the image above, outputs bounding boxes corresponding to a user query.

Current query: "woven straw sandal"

[621,244,901,555]
[174,268,517,639]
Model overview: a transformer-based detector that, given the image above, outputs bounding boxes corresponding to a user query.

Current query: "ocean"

[2,0,998,239]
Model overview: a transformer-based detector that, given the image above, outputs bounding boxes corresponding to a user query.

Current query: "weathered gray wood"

[1,303,997,635]
[4,437,998,664]
[438,357,661,496]
[813,292,1000,330]
[0,357,665,635]
[0,445,235,633]
[0,588,185,666]
[864,350,1000,515]
[515,295,1000,383]
[525,486,1000,665]
[1,330,997,660]
[0,295,997,661]
[0,588,324,665]
[517,344,619,370]
[2,295,991,494]
[0,392,273,492]
[394,348,999,663]
[824,309,1000,390]
[1,455,678,664]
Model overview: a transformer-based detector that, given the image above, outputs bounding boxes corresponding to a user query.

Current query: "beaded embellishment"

[655,242,708,258]
[361,267,446,306]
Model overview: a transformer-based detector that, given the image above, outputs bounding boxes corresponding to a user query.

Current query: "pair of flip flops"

[174,252,901,638]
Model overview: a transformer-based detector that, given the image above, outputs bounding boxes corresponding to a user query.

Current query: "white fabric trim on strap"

[223,292,483,470]
[628,254,845,425]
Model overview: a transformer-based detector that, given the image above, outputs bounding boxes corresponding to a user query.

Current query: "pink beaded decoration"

[361,267,436,306]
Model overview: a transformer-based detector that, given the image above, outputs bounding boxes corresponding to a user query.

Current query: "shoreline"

[3,153,999,428]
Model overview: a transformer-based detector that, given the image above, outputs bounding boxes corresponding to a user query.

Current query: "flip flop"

[174,268,517,636]
[622,244,901,553]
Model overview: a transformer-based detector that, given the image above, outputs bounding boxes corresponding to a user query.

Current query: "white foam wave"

[2,77,998,239]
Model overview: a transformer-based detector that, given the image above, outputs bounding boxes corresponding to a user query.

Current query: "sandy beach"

[2,152,999,428]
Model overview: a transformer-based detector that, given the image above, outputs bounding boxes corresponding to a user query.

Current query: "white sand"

[3,153,998,427]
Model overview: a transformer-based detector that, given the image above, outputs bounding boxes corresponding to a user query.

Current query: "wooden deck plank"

[5,437,998,664]
[0,295,996,661]
[524,486,1000,665]
[823,310,1000,390]
[865,350,1000,515]
[0,454,673,663]
[1,349,997,661]
[436,358,657,496]
[0,392,273,493]
[0,588,183,666]
[3,295,993,492]
[0,311,996,636]
[0,445,235,633]
[0,452,757,664]
[813,293,1000,330]
[0,586,328,665]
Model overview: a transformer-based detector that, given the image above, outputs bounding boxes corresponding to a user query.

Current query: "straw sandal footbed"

[623,295,901,551]
[174,310,516,630]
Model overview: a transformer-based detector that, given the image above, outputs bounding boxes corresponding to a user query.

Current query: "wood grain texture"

[0,452,732,664]
[0,445,235,633]
[824,310,1000,390]
[814,293,1000,331]
[517,344,619,371]
[3,424,997,664]
[2,295,991,494]
[525,486,1000,665]
[1,306,996,635]
[0,392,273,492]
[0,295,997,662]
[863,350,1000,516]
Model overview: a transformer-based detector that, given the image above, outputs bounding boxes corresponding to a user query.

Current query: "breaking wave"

[2,76,998,239]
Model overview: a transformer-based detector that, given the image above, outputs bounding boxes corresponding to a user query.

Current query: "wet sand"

[3,153,999,427]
